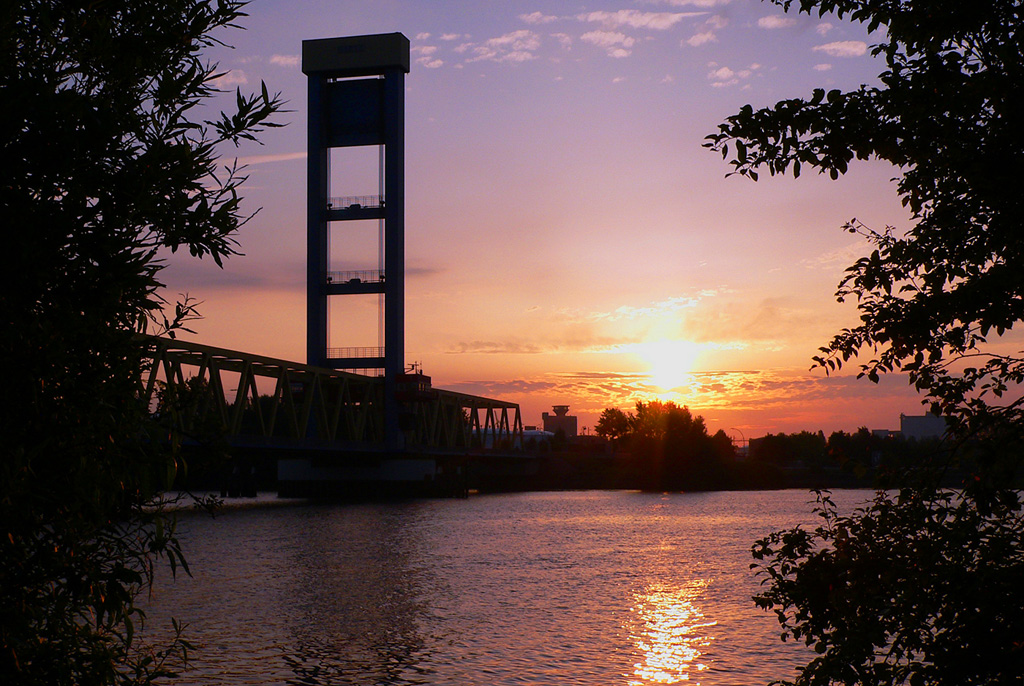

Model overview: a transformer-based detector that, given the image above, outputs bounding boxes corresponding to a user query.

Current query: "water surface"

[143,489,872,685]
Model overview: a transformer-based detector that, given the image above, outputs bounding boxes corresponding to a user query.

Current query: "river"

[141,489,874,685]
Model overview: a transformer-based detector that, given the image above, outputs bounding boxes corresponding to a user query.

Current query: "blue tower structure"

[302,33,409,449]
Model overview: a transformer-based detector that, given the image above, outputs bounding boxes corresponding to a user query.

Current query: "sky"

[161,0,932,440]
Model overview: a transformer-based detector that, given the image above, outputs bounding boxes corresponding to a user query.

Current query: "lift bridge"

[141,336,524,497]
[142,34,528,497]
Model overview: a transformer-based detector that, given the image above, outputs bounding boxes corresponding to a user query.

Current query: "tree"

[706,1,1024,683]
[595,407,631,446]
[0,2,282,684]
[597,401,730,489]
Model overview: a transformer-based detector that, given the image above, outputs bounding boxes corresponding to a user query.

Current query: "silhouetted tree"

[595,407,631,447]
[0,2,282,684]
[708,1,1024,683]
[598,401,729,490]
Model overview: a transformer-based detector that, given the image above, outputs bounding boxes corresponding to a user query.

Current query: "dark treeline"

[592,401,735,491]
[523,402,957,492]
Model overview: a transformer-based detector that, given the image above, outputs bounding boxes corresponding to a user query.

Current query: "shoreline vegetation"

[181,427,973,501]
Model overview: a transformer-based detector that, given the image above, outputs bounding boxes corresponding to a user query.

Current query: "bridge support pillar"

[302,33,410,451]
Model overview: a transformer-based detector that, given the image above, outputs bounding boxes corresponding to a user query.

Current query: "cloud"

[415,32,431,40]
[802,241,865,270]
[550,32,573,48]
[160,254,304,291]
[413,44,444,68]
[758,15,798,29]
[446,329,635,355]
[520,11,558,24]
[269,54,299,68]
[448,340,547,354]
[686,14,728,47]
[816,22,834,35]
[583,295,704,323]
[686,31,717,46]
[813,63,833,71]
[581,30,636,58]
[706,62,760,87]
[659,0,733,7]
[706,15,729,29]
[578,9,696,30]
[813,40,868,57]
[235,152,306,166]
[466,30,542,63]
[441,33,463,41]
[210,69,247,87]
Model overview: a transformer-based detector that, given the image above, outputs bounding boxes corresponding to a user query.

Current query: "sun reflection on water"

[628,579,717,685]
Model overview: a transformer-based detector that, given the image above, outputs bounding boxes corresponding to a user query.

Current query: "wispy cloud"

[578,10,696,30]
[448,340,547,354]
[659,0,733,6]
[584,295,705,323]
[706,61,761,88]
[685,14,728,47]
[816,22,834,35]
[446,331,633,355]
[210,69,247,87]
[802,241,865,270]
[520,11,558,24]
[706,15,729,29]
[413,44,443,68]
[235,152,306,166]
[758,15,798,29]
[686,31,717,46]
[813,40,868,57]
[581,30,636,58]
[550,32,573,48]
[466,30,542,63]
[269,54,299,67]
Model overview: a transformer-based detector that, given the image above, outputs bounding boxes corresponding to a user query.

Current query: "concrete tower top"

[302,33,410,77]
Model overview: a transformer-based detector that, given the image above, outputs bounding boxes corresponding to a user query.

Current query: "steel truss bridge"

[141,336,523,455]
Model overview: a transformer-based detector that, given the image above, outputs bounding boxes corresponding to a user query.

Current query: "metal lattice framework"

[139,336,522,452]
[404,388,523,451]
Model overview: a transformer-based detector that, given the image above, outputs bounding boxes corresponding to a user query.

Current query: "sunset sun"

[637,340,702,391]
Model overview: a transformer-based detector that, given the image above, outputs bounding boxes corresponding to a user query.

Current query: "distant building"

[900,412,947,441]
[542,405,578,438]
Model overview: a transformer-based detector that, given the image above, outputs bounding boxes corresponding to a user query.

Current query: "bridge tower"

[302,33,409,449]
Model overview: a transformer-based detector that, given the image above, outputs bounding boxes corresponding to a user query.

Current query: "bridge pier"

[277,452,468,499]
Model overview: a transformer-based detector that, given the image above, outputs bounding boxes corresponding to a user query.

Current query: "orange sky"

[159,0,940,439]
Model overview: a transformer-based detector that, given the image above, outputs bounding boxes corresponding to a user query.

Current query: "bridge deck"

[140,336,522,453]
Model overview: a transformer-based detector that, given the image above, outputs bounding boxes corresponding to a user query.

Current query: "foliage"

[595,407,631,445]
[707,1,1024,683]
[0,1,282,684]
[753,490,1024,686]
[752,431,829,468]
[596,401,733,489]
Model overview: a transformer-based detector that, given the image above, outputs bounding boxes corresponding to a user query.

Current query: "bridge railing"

[140,336,384,448]
[326,269,384,284]
[327,195,383,210]
[139,336,523,453]
[403,388,523,452]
